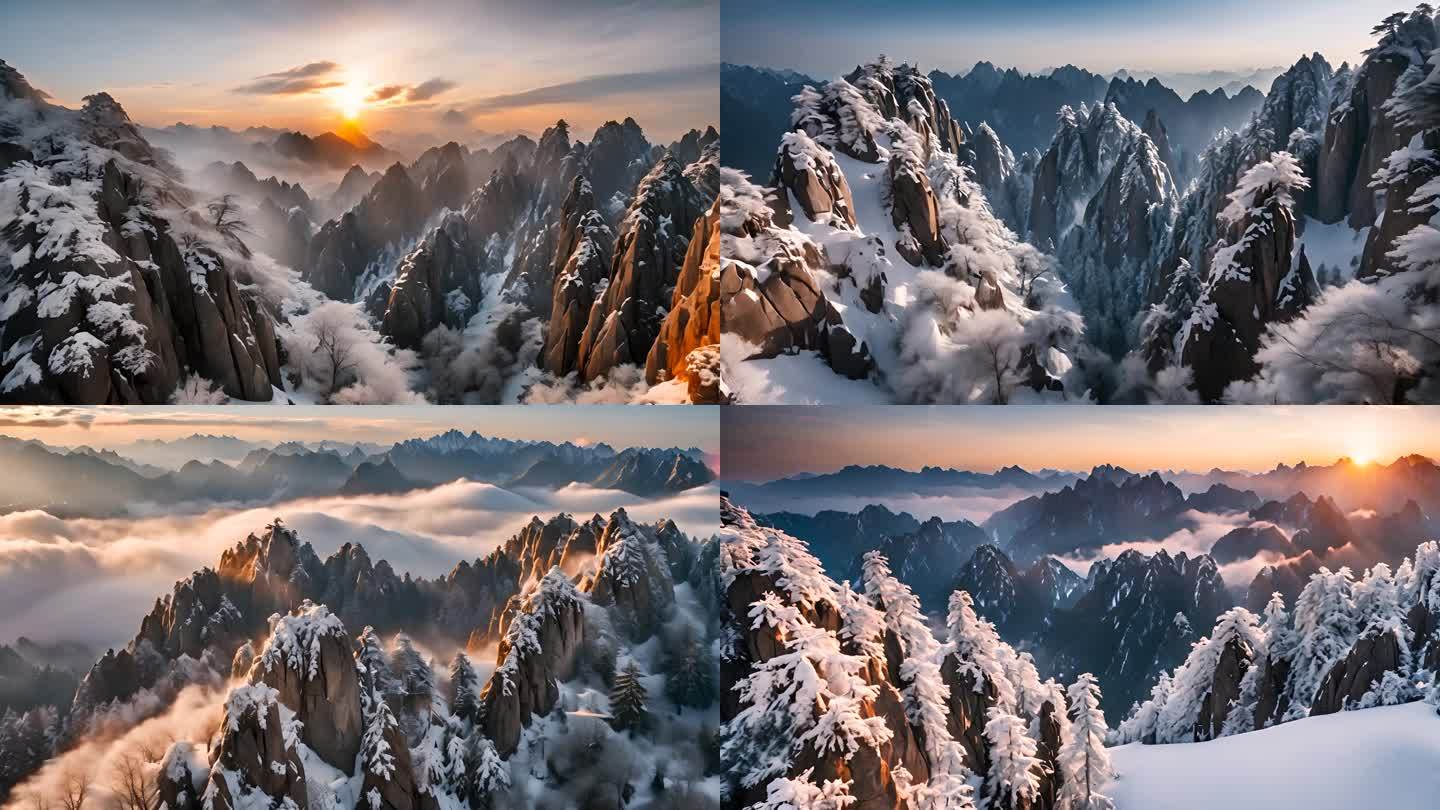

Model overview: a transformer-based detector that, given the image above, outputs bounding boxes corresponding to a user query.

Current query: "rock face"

[1193,635,1253,739]
[573,154,708,382]
[157,742,207,810]
[204,685,309,810]
[772,131,857,228]
[1315,46,1423,226]
[1359,127,1440,279]
[643,199,721,395]
[479,568,586,755]
[968,122,1030,233]
[250,602,364,769]
[541,176,616,375]
[1029,102,1141,250]
[1310,627,1404,715]
[887,142,948,266]
[1180,187,1316,402]
[1058,129,1177,356]
[380,212,482,349]
[718,170,873,378]
[305,161,427,300]
[1,152,283,403]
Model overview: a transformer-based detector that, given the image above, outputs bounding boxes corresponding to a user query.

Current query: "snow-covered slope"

[1110,702,1440,810]
[720,58,1088,403]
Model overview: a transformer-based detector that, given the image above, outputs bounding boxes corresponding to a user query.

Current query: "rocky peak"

[590,510,678,639]
[572,152,706,382]
[204,684,308,810]
[479,567,586,755]
[250,601,364,769]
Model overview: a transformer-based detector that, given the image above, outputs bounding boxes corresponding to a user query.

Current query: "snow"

[720,336,891,404]
[1109,702,1440,810]
[256,601,350,681]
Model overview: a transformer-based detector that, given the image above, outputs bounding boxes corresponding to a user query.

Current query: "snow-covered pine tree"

[1057,673,1115,810]
[465,733,509,808]
[610,660,650,733]
[664,633,717,710]
[983,707,1043,810]
[1114,671,1171,744]
[1223,592,1291,736]
[945,590,1018,712]
[750,768,857,810]
[724,591,891,790]
[1155,607,1262,743]
[445,730,468,794]
[357,626,400,711]
[361,690,401,781]
[449,651,481,724]
[861,552,977,810]
[391,633,435,702]
[1285,567,1358,719]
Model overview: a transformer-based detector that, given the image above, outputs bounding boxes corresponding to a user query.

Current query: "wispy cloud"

[234,60,342,95]
[368,77,458,105]
[407,77,457,102]
[465,63,717,114]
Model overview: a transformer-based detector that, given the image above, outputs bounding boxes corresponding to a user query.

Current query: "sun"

[331,83,368,123]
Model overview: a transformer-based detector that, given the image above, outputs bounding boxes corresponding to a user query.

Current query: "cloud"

[234,60,343,95]
[0,483,720,649]
[440,108,469,126]
[464,62,717,114]
[407,77,457,101]
[1057,510,1252,579]
[723,484,1064,524]
[367,84,407,102]
[368,77,457,105]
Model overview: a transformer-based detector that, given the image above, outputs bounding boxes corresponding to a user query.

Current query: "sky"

[0,0,718,142]
[722,406,1440,481]
[0,405,719,455]
[722,0,1402,79]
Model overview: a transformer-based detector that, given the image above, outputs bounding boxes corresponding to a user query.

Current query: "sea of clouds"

[0,482,720,648]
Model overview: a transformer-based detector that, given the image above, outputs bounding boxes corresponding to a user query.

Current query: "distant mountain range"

[1,429,715,517]
[721,60,1264,179]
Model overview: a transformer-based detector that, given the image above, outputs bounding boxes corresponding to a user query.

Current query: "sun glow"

[331,83,367,123]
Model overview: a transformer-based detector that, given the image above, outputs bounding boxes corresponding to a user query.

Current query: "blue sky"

[722,0,1402,78]
[721,406,1439,481]
[0,0,718,140]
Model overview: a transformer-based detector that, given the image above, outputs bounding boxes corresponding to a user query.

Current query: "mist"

[0,482,720,649]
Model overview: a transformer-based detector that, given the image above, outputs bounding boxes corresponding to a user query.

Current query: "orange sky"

[722,406,1440,481]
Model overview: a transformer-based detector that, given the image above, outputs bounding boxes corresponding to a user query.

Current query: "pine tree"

[862,553,977,810]
[1286,568,1358,719]
[391,633,435,701]
[664,634,717,710]
[1114,671,1171,744]
[610,661,650,733]
[360,692,400,780]
[1057,674,1115,810]
[467,734,510,807]
[357,626,399,712]
[983,708,1043,810]
[449,652,481,724]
